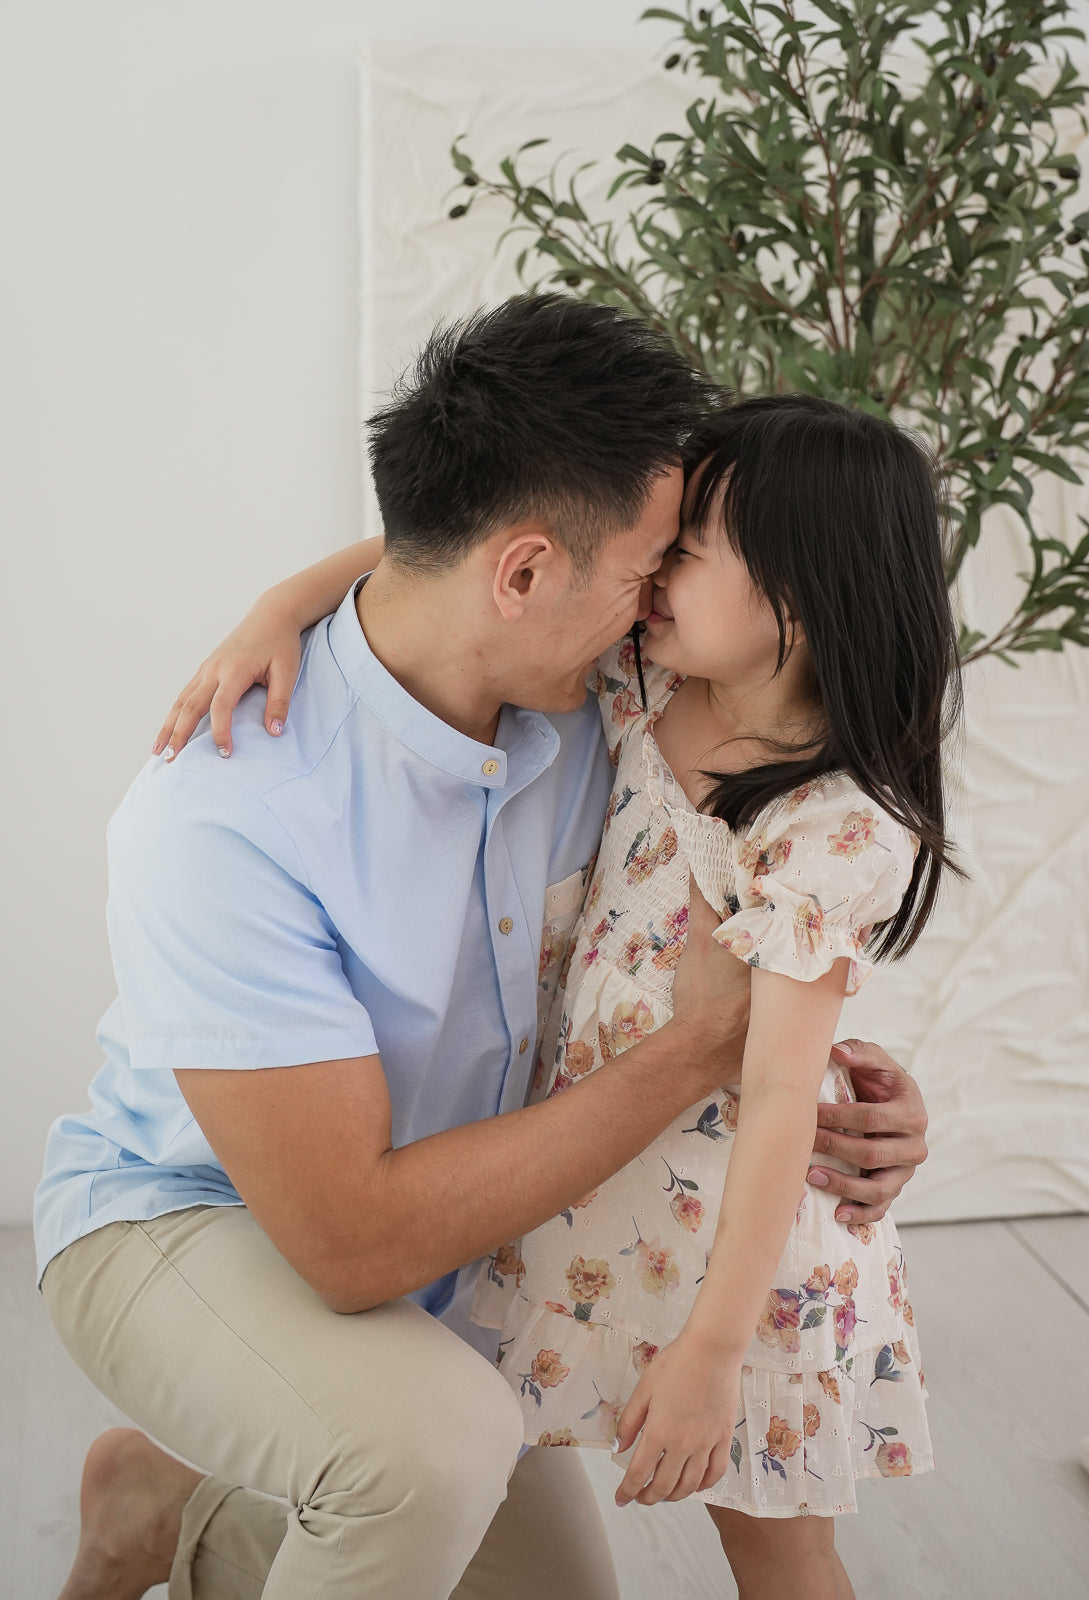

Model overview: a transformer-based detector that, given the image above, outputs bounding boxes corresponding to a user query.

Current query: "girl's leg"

[705,1505,856,1600]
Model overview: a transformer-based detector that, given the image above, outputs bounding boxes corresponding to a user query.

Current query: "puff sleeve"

[711,776,919,995]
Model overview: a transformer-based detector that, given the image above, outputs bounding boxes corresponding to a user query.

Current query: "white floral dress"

[471,640,934,1517]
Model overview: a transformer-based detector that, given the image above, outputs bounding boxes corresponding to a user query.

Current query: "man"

[37,296,928,1599]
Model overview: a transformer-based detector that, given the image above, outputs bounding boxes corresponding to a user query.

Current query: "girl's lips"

[647,594,674,624]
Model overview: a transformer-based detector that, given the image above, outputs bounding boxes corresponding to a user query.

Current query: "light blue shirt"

[34,581,613,1341]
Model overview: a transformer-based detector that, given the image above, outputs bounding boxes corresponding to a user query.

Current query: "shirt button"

[482,759,499,776]
[498,916,514,935]
[518,1037,529,1054]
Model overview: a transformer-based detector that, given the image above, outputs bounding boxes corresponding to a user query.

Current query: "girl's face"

[643,513,785,687]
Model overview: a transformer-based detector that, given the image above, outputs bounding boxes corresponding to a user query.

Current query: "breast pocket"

[535,859,595,1054]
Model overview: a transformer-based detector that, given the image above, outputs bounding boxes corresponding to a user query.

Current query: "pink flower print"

[833,1297,857,1352]
[623,931,652,972]
[637,1238,681,1298]
[670,1192,705,1232]
[611,685,643,726]
[756,1288,802,1354]
[530,1349,570,1389]
[717,926,755,960]
[617,637,639,677]
[632,1341,659,1373]
[650,904,690,972]
[626,825,679,886]
[887,1254,906,1313]
[847,1221,876,1245]
[827,809,878,858]
[832,1260,859,1297]
[538,930,562,980]
[797,899,826,954]
[786,781,821,812]
[832,1071,853,1104]
[875,1441,913,1477]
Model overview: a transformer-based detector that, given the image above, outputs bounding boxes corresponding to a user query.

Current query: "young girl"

[157,394,959,1599]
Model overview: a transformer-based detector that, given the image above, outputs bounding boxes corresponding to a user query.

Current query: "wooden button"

[518,1037,529,1054]
[482,759,499,776]
[498,916,514,935]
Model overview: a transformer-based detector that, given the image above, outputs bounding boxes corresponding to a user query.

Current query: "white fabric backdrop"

[359,41,1089,1223]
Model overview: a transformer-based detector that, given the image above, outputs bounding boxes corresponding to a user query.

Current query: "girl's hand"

[614,1333,741,1507]
[152,598,304,760]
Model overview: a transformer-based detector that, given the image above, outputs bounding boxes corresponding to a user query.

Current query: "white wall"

[0,1,672,1226]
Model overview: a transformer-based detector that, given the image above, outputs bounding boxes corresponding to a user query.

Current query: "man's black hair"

[368,294,721,575]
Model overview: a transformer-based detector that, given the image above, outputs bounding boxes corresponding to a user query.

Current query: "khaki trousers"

[42,1205,620,1600]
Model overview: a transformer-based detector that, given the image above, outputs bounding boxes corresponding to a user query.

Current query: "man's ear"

[492,524,563,621]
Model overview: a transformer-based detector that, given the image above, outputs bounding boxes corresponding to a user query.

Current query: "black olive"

[462,174,479,187]
[973,88,986,111]
[871,391,886,404]
[643,171,663,185]
[650,157,667,173]
[699,7,711,19]
[1059,165,1080,180]
[564,274,583,287]
[985,446,1000,462]
[1068,230,1084,245]
[1044,180,1056,193]
[665,53,681,69]
[733,229,747,250]
[449,204,468,219]
[983,51,997,75]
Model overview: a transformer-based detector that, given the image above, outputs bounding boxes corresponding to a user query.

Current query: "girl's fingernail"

[807,1168,829,1187]
[610,1436,621,1453]
[163,746,175,761]
[270,719,284,736]
[218,747,230,759]
[151,740,162,755]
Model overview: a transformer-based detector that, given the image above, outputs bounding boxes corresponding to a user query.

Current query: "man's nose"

[635,577,654,622]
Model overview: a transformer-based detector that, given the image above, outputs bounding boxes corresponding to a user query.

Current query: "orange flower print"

[786,781,823,812]
[892,1340,912,1366]
[847,1221,876,1245]
[756,1288,802,1354]
[538,1428,578,1447]
[766,1415,803,1461]
[571,1188,599,1210]
[670,1192,705,1232]
[565,1256,615,1304]
[803,1402,821,1438]
[817,1370,842,1405]
[827,809,878,858]
[623,931,652,971]
[632,1341,659,1373]
[617,636,639,677]
[530,1349,570,1389]
[887,1254,906,1313]
[637,1238,681,1298]
[565,1041,595,1079]
[598,998,657,1060]
[806,1264,832,1294]
[796,899,826,954]
[494,1245,525,1285]
[875,1441,913,1477]
[903,1299,915,1327]
[832,1071,853,1105]
[544,1300,573,1317]
[626,825,679,886]
[723,1091,740,1131]
[833,1260,859,1297]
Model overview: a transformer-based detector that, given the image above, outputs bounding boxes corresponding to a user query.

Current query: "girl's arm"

[153,539,383,759]
[614,957,849,1507]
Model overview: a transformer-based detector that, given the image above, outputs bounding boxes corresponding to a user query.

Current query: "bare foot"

[58,1428,203,1600]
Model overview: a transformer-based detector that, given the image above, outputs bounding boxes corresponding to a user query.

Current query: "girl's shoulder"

[749,772,918,860]
[590,637,685,765]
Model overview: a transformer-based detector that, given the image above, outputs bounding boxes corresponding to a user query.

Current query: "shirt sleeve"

[106,766,379,1071]
[588,638,685,764]
[711,778,919,996]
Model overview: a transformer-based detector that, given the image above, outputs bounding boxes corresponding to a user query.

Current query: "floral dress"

[471,641,933,1518]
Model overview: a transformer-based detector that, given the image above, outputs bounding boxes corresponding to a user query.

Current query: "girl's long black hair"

[650,392,963,961]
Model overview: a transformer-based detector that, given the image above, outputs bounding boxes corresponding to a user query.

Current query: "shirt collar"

[327,577,559,789]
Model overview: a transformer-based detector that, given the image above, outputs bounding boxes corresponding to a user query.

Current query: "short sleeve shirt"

[33,581,614,1333]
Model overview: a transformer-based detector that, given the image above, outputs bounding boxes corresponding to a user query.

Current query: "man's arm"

[807,1039,929,1223]
[176,1011,741,1316]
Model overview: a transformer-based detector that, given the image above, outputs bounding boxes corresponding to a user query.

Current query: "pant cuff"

[169,1475,240,1600]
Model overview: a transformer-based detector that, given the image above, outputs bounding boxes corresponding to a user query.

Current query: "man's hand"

[806,1039,928,1224]
[670,879,751,1094]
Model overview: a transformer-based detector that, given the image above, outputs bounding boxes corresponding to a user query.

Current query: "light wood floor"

[3,1218,1087,1599]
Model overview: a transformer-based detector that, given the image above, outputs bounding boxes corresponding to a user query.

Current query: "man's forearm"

[325,1020,742,1313]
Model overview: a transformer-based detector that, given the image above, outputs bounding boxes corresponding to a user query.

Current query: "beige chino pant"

[42,1205,620,1600]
